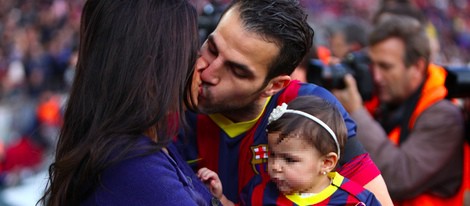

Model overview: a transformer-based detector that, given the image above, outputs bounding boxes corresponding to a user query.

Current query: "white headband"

[268,103,341,160]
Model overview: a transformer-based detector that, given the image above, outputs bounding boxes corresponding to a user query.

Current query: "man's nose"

[372,66,382,83]
[199,57,223,85]
[195,57,209,73]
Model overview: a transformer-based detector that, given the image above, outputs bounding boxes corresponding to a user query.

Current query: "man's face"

[194,7,280,120]
[368,37,418,105]
[329,32,349,59]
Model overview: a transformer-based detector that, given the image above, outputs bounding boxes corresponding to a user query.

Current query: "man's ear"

[414,58,427,72]
[260,75,291,97]
[321,152,338,174]
[409,58,427,82]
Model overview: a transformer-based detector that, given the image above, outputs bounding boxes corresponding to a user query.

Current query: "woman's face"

[188,57,208,109]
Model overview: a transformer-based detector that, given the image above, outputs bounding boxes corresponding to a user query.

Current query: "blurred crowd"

[0,0,468,193]
[0,0,82,187]
[302,0,470,66]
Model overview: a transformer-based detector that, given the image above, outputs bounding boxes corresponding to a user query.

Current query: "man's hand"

[332,74,363,113]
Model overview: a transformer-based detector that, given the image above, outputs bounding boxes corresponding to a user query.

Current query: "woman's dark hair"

[267,96,347,158]
[38,0,198,205]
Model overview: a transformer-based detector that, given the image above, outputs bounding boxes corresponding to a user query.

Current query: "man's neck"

[221,97,270,123]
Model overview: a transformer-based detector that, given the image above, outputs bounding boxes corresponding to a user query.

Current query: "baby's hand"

[197,167,223,199]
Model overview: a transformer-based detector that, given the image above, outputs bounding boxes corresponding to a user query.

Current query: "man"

[328,18,369,59]
[333,15,466,205]
[179,0,392,205]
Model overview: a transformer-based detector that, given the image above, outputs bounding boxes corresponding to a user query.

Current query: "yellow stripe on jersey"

[209,97,272,138]
[285,172,343,205]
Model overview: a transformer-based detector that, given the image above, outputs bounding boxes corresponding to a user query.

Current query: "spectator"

[327,18,370,59]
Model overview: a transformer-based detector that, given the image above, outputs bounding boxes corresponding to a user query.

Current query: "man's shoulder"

[274,81,332,102]
[415,99,465,138]
[283,80,319,92]
[423,99,463,119]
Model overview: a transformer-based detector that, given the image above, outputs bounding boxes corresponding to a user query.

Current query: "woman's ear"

[321,152,339,173]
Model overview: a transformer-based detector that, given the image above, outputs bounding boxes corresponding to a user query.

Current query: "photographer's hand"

[332,74,363,113]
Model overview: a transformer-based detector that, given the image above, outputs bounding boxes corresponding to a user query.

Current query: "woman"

[38,0,216,205]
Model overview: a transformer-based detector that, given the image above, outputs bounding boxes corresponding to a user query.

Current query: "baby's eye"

[269,151,276,157]
[283,156,298,163]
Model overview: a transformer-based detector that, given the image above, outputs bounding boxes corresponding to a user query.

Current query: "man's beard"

[197,91,263,121]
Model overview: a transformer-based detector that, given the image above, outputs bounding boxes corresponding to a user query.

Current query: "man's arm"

[336,139,393,206]
[351,102,464,200]
[364,175,393,206]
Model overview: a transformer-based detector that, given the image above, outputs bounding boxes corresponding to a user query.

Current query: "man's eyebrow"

[207,35,217,51]
[208,34,255,78]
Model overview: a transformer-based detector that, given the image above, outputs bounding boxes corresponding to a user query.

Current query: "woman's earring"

[321,171,326,175]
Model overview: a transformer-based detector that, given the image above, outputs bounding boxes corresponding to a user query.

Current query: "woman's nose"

[195,56,209,73]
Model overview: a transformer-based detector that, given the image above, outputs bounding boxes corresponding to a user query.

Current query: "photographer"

[332,15,466,205]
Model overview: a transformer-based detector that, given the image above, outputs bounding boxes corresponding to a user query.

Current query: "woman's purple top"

[82,136,218,206]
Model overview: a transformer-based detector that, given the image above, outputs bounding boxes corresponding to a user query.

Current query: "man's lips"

[197,85,207,103]
[197,85,204,100]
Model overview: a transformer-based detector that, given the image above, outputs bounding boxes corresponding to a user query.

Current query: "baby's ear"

[321,152,339,173]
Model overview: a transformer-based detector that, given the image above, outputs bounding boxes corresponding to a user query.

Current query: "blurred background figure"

[327,18,370,60]
[0,0,80,205]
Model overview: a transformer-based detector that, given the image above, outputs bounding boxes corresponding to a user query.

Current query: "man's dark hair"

[369,15,430,68]
[226,0,314,83]
[372,1,427,25]
[329,19,369,49]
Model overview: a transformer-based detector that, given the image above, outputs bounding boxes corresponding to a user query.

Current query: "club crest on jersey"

[251,144,268,174]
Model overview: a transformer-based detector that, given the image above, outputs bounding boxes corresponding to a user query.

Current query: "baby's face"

[267,132,327,194]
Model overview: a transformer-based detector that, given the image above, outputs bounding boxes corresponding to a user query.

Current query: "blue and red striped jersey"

[175,81,380,204]
[249,172,381,206]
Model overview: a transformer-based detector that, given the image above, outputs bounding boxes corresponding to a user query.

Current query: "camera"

[306,51,375,101]
[444,66,470,98]
[306,51,470,100]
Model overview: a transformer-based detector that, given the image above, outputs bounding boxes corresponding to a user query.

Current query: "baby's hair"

[267,96,347,159]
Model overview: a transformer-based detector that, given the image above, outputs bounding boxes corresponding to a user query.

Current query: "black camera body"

[444,66,470,98]
[306,51,375,101]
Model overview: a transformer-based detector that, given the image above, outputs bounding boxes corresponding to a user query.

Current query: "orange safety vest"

[388,64,470,206]
[316,45,331,65]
